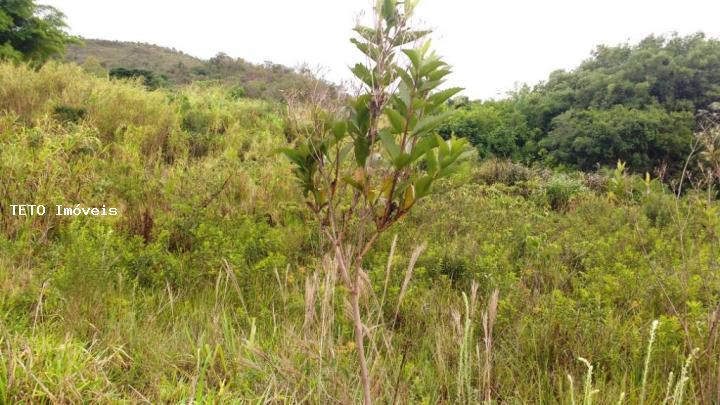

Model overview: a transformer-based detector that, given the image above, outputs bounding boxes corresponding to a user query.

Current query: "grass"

[0,61,718,403]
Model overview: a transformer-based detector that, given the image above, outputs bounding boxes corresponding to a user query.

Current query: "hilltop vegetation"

[66,39,337,100]
[65,39,205,80]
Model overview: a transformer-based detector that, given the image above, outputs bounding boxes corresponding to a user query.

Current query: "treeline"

[441,33,720,175]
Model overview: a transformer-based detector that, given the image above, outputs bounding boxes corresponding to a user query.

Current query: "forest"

[1,0,720,403]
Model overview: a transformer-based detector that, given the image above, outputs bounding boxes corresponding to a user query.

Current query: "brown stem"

[351,284,372,405]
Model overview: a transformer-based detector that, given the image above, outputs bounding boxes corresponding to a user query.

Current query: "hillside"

[3,0,720,403]
[1,60,719,404]
[65,39,205,81]
[66,39,334,100]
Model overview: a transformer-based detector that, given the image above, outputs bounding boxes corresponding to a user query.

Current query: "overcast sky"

[45,0,720,100]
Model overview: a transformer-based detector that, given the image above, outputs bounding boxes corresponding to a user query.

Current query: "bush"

[109,67,167,89]
[52,105,86,123]
[544,174,587,211]
[474,158,532,185]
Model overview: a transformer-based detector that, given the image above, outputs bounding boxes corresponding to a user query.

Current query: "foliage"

[1,17,720,405]
[279,1,469,401]
[544,173,586,211]
[518,33,720,132]
[540,105,694,173]
[448,33,720,176]
[109,66,167,89]
[0,0,76,64]
[438,99,537,161]
[473,158,532,186]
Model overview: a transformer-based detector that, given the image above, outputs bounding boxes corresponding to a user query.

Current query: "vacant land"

[1,62,718,403]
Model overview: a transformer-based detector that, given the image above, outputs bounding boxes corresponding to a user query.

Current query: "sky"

[45,0,720,100]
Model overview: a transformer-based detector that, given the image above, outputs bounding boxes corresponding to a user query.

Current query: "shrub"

[544,174,587,211]
[228,85,245,100]
[52,105,86,123]
[109,67,167,89]
[474,158,532,185]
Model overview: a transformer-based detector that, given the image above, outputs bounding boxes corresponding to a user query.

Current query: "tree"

[484,33,720,172]
[0,0,76,64]
[109,67,167,90]
[439,99,537,161]
[279,0,469,402]
[540,105,694,173]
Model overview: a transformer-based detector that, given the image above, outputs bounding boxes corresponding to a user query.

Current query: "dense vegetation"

[441,33,720,176]
[1,60,719,404]
[1,0,720,403]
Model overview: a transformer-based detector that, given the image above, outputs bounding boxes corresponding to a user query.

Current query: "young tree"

[280,0,470,403]
[0,0,76,64]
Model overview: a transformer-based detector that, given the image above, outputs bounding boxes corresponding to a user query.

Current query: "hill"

[65,39,335,100]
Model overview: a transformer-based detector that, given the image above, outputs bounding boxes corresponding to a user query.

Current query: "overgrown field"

[1,63,719,403]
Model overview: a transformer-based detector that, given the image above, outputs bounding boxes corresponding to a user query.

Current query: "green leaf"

[420,58,445,77]
[395,66,414,87]
[338,143,353,162]
[404,0,420,14]
[385,108,406,133]
[435,134,449,156]
[409,135,437,161]
[398,81,413,109]
[393,30,430,46]
[342,176,363,191]
[277,147,305,168]
[380,0,397,24]
[428,87,463,108]
[351,63,374,88]
[419,40,432,57]
[350,38,374,59]
[420,78,445,93]
[393,152,412,169]
[353,25,377,42]
[379,130,401,159]
[350,94,371,136]
[354,136,370,166]
[380,177,394,200]
[402,185,415,210]
[414,175,433,198]
[332,121,348,141]
[427,67,451,82]
[413,110,454,135]
[402,49,422,71]
[425,149,438,175]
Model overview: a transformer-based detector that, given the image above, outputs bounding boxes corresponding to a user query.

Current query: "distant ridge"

[65,38,335,100]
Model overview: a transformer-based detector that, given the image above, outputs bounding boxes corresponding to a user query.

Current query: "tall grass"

[0,61,718,402]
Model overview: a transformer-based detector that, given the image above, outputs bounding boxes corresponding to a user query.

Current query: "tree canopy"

[448,33,720,175]
[0,0,76,64]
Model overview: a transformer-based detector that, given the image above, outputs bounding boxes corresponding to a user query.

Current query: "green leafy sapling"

[280,0,471,403]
